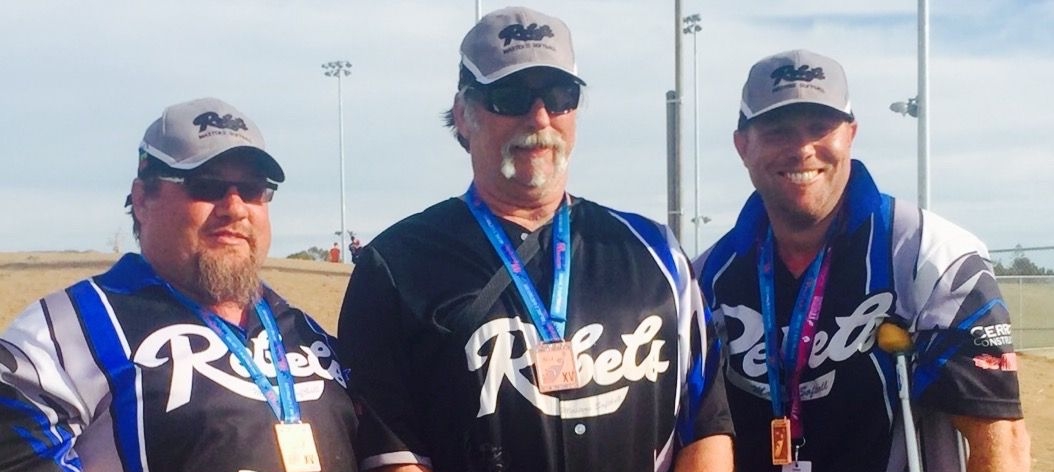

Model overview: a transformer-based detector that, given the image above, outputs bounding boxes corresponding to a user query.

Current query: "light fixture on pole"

[889,98,918,118]
[322,60,352,262]
[682,13,702,256]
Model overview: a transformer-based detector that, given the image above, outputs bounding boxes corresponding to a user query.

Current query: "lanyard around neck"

[165,285,301,423]
[464,184,571,343]
[757,227,833,437]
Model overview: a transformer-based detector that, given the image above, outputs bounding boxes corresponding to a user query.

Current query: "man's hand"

[952,415,1030,472]
[674,434,734,472]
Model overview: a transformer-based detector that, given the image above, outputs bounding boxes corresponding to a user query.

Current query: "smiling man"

[694,50,1030,471]
[336,7,733,472]
[0,98,360,471]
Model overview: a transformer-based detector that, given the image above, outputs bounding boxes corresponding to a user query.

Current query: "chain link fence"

[999,276,1054,350]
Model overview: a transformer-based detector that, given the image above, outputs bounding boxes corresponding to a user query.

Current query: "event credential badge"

[532,341,579,393]
[275,423,322,472]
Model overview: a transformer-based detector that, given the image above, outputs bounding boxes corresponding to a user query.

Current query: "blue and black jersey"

[0,253,359,472]
[696,160,1022,472]
[338,196,733,472]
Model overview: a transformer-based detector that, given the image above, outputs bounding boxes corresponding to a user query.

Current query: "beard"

[192,243,263,307]
[500,129,569,187]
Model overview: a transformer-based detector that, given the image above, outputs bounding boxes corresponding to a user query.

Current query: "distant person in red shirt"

[329,242,341,263]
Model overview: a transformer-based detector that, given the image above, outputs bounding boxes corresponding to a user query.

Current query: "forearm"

[673,434,734,472]
[952,416,1031,472]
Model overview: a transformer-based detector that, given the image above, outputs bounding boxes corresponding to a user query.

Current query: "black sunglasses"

[156,176,277,203]
[466,83,581,117]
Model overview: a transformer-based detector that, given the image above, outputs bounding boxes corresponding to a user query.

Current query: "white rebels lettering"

[133,324,341,412]
[722,292,893,379]
[465,315,669,418]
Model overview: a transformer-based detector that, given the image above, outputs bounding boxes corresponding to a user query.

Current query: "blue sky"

[1,0,1052,268]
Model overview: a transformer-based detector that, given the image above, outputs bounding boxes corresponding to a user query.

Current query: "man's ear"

[130,179,149,225]
[733,129,749,166]
[452,95,470,141]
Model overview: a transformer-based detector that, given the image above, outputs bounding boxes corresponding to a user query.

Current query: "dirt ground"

[1,251,1049,469]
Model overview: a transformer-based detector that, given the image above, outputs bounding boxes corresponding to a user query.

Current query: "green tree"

[994,254,1053,276]
[287,246,328,261]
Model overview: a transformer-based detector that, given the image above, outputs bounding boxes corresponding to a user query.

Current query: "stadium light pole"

[322,60,352,262]
[667,0,684,241]
[890,0,930,211]
[683,13,702,256]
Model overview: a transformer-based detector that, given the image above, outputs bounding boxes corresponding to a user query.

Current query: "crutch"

[877,321,923,472]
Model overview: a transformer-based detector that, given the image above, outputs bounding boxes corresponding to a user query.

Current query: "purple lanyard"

[757,227,833,438]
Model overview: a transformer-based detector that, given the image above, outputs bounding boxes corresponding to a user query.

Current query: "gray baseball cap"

[138,97,284,182]
[459,6,585,85]
[740,49,852,121]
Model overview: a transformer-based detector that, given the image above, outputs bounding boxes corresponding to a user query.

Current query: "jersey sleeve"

[1,296,91,472]
[679,293,735,443]
[336,246,432,470]
[674,231,734,444]
[902,211,1022,419]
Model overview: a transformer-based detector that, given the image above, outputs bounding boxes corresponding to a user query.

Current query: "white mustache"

[500,129,569,183]
[505,129,566,154]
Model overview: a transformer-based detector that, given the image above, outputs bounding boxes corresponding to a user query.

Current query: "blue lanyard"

[464,185,571,343]
[757,227,832,430]
[165,285,301,423]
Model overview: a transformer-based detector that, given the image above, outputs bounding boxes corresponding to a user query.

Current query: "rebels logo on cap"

[498,23,554,46]
[770,64,826,86]
[193,112,249,133]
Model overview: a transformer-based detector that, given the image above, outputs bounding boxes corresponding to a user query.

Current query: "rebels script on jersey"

[697,161,1022,472]
[340,197,732,472]
[0,254,359,472]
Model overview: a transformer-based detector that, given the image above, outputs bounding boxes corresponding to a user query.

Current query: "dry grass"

[0,251,350,333]
[1,251,1050,469]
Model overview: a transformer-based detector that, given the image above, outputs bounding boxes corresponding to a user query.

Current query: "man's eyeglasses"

[466,83,581,117]
[156,176,277,203]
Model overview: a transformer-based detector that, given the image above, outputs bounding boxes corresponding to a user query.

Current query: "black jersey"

[0,253,359,472]
[696,161,1022,472]
[338,197,732,472]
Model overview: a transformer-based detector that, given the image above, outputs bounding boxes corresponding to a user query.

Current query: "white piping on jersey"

[84,279,150,471]
[604,210,696,420]
[869,351,895,424]
[865,213,875,292]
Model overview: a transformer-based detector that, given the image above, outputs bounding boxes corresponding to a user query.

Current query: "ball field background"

[1,251,1050,470]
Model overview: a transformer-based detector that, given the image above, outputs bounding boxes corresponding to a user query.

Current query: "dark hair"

[442,65,480,152]
[129,177,161,241]
[128,156,185,240]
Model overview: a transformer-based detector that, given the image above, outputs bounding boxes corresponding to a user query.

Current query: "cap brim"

[481,65,586,86]
[210,146,286,183]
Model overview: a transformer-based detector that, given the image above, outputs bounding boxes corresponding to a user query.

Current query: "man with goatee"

[0,98,360,472]
[336,7,733,472]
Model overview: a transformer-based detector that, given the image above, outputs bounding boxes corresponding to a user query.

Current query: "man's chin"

[195,247,262,306]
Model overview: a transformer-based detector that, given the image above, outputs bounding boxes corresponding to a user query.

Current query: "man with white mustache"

[337,6,733,472]
[695,50,1030,471]
[0,98,361,471]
